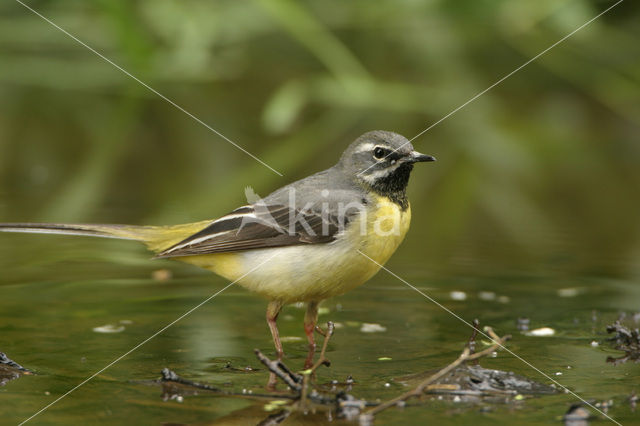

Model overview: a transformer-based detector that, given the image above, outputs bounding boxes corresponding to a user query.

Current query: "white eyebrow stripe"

[354,142,375,153]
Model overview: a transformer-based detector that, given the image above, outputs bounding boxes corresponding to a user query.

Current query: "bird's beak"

[407,151,436,163]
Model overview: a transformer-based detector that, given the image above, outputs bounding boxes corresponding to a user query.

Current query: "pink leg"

[303,301,319,369]
[266,301,283,390]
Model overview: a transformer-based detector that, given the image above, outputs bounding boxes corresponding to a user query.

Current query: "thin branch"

[311,321,335,373]
[254,349,303,391]
[362,327,510,418]
[0,352,33,374]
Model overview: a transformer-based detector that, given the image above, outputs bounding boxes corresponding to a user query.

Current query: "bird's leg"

[266,300,284,390]
[303,301,319,370]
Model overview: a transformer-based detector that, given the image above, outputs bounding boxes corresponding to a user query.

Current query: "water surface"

[0,236,638,424]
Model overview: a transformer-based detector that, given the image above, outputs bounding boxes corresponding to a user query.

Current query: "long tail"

[0,221,211,254]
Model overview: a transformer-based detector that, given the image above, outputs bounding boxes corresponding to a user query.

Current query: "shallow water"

[0,236,638,425]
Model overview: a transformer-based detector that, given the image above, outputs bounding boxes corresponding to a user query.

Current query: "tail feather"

[0,223,144,240]
[0,221,212,254]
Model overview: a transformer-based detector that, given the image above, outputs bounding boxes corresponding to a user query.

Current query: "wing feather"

[155,204,341,258]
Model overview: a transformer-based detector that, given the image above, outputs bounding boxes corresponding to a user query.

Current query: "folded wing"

[155,204,341,258]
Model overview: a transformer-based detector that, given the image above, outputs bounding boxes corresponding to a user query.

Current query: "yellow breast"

[359,195,411,265]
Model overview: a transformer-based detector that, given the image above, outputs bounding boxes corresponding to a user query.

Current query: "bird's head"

[338,131,435,193]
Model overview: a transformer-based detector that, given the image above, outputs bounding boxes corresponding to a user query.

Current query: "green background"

[1,0,638,278]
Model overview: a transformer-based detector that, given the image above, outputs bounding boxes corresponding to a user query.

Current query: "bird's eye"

[373,147,387,159]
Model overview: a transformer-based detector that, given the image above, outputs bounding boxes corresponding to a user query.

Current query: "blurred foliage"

[0,0,638,277]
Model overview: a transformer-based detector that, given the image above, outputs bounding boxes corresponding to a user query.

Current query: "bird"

[0,130,435,388]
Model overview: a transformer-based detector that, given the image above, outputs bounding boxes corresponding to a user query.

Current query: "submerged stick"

[160,368,221,392]
[0,352,33,374]
[362,326,511,419]
[255,349,304,391]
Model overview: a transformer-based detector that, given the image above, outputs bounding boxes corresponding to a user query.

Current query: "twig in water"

[254,349,303,391]
[158,321,529,423]
[159,368,300,402]
[160,368,221,392]
[0,352,33,374]
[311,321,335,373]
[361,326,510,420]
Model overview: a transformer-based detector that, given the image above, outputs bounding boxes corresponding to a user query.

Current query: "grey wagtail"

[0,130,435,386]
